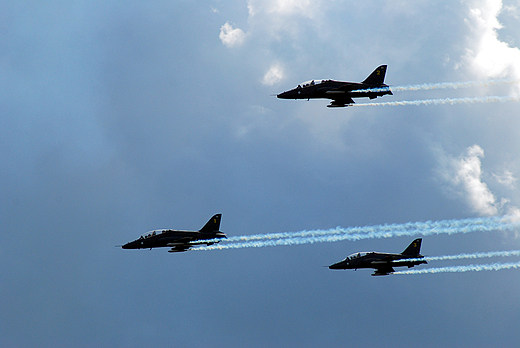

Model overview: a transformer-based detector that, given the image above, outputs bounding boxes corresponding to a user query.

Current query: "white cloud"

[502,4,520,19]
[493,169,517,188]
[463,0,520,93]
[505,206,520,223]
[248,0,316,18]
[436,144,520,218]
[245,0,327,42]
[454,145,499,215]
[219,22,246,48]
[262,64,284,86]
[437,145,499,216]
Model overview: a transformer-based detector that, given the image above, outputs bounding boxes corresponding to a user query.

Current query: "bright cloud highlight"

[219,22,246,48]
[464,0,520,93]
[262,64,284,86]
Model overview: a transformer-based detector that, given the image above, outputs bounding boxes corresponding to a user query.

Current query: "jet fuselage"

[277,80,391,101]
[277,65,392,107]
[328,252,426,270]
[122,230,226,249]
[329,238,427,275]
[122,214,226,253]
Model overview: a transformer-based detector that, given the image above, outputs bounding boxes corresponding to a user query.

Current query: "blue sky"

[2,1,520,347]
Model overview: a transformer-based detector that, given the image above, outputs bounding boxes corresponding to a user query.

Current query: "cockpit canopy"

[343,252,370,261]
[140,230,168,239]
[298,79,332,88]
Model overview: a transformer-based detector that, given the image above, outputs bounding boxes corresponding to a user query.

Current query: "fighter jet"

[328,238,427,276]
[122,214,226,253]
[277,65,392,108]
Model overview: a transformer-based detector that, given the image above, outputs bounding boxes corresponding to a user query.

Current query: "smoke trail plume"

[223,216,510,242]
[396,250,520,264]
[354,95,519,107]
[394,261,520,275]
[392,79,520,92]
[194,215,520,251]
[352,78,520,94]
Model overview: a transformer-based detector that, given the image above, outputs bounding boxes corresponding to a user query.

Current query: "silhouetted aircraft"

[328,238,427,276]
[122,214,226,253]
[277,65,392,107]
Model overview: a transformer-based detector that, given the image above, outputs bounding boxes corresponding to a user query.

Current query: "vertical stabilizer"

[401,238,422,256]
[362,65,388,85]
[199,214,222,234]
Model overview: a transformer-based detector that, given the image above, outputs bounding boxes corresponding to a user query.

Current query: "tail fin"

[362,65,388,85]
[401,238,422,256]
[199,214,222,234]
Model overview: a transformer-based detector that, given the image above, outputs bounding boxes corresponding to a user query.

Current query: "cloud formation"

[4,1,520,346]
[247,0,318,18]
[438,145,498,215]
[464,0,520,93]
[437,144,519,217]
[219,22,246,48]
[456,145,498,215]
[262,64,284,86]
[493,169,517,188]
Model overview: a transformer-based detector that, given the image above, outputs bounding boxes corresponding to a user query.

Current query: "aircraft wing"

[166,235,219,252]
[335,97,355,104]
[168,245,191,253]
[327,97,355,108]
[372,266,395,276]
[166,237,193,247]
[328,83,355,92]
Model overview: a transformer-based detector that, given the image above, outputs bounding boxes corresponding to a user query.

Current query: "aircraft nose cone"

[329,260,348,269]
[122,240,140,249]
[328,263,342,270]
[277,90,297,99]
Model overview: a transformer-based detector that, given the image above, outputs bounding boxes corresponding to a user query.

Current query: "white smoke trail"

[354,95,519,107]
[351,78,520,93]
[193,216,520,251]
[393,79,519,92]
[222,216,508,242]
[396,250,520,264]
[394,261,520,275]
